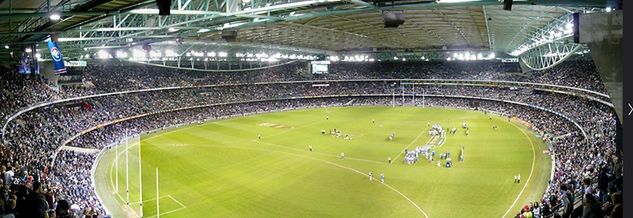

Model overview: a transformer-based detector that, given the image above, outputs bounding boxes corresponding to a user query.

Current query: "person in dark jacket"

[20,182,49,218]
[610,192,622,218]
[582,193,601,218]
[55,200,75,218]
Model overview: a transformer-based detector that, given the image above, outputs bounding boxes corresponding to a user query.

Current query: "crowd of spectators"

[0,59,620,218]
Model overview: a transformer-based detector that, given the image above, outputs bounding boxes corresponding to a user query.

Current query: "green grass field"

[94,106,551,218]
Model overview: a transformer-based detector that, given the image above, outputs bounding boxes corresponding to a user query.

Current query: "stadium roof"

[0,0,608,61]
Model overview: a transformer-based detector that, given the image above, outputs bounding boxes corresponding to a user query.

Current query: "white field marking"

[501,122,536,218]
[113,191,141,218]
[169,195,187,208]
[260,119,328,139]
[143,195,187,218]
[110,159,116,191]
[391,131,433,163]
[254,140,385,165]
[131,195,171,204]
[146,207,186,218]
[235,145,428,217]
[102,131,190,218]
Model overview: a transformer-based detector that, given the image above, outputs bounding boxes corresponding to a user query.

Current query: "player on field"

[341,152,345,159]
[326,116,329,120]
[258,134,261,140]
[309,145,313,152]
[517,174,521,183]
[380,173,385,183]
[388,156,392,164]
[368,172,373,181]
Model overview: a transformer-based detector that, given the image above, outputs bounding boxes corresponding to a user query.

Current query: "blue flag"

[47,40,66,74]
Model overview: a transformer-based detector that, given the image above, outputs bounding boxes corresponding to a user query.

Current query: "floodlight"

[49,13,61,21]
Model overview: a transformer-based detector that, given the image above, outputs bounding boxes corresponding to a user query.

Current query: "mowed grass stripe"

[94,106,550,218]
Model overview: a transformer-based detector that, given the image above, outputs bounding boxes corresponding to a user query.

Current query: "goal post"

[401,82,426,108]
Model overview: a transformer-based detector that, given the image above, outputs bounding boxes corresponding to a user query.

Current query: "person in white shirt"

[4,166,14,186]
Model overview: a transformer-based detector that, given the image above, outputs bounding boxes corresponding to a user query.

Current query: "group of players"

[321,128,353,140]
[262,115,506,184]
[251,111,519,187]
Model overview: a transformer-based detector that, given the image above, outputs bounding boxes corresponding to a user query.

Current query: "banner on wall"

[18,54,31,74]
[64,60,87,67]
[47,40,67,74]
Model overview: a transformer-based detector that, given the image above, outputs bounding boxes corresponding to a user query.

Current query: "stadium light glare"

[208,52,216,57]
[25,48,32,53]
[116,51,128,58]
[97,50,111,59]
[49,13,61,21]
[150,50,162,57]
[218,52,228,57]
[4,45,8,49]
[168,27,178,32]
[164,49,177,57]
[132,49,147,59]
[606,7,612,12]
[35,53,41,59]
[197,28,211,33]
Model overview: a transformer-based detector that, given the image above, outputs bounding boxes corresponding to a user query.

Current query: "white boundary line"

[501,122,537,218]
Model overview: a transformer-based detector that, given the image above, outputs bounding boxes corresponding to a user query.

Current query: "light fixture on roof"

[197,28,210,33]
[97,50,111,59]
[49,13,61,21]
